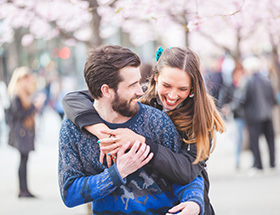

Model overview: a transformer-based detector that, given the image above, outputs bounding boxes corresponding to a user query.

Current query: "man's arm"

[172,175,205,215]
[58,119,124,207]
[58,119,153,208]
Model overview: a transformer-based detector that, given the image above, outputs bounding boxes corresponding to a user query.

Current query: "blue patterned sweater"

[58,102,204,214]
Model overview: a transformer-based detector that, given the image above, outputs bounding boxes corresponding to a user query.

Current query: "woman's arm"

[99,134,206,185]
[62,90,103,130]
[148,140,206,185]
[62,90,206,185]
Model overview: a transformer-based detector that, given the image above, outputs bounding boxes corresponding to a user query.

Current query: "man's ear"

[100,84,113,98]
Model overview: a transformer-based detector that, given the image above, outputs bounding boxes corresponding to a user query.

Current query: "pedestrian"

[242,56,277,174]
[140,63,153,92]
[0,80,10,144]
[62,46,225,214]
[7,66,45,198]
[58,45,205,215]
[218,62,247,170]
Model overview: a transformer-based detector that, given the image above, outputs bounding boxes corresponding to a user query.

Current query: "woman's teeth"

[166,99,176,104]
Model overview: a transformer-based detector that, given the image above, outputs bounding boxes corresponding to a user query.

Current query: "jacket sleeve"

[173,175,205,215]
[150,111,204,214]
[58,119,126,208]
[62,90,103,130]
[146,138,206,185]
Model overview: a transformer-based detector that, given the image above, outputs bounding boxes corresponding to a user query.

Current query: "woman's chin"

[163,103,177,111]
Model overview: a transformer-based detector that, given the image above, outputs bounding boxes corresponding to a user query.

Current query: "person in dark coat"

[7,67,45,198]
[242,57,277,173]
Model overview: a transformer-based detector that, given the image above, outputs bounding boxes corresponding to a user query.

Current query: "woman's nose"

[168,90,178,99]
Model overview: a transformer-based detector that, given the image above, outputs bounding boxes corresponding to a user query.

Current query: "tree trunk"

[235,27,242,62]
[87,0,103,48]
[185,29,189,48]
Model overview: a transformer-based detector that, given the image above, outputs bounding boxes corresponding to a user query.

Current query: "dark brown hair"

[84,45,141,99]
[140,47,225,163]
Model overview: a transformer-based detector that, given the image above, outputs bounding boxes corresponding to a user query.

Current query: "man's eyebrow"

[129,81,139,87]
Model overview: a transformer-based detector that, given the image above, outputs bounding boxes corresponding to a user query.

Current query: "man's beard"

[111,92,139,117]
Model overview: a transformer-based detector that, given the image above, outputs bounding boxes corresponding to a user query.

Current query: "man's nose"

[136,84,144,96]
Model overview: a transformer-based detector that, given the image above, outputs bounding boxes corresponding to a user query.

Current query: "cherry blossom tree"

[1,0,279,73]
[0,0,94,47]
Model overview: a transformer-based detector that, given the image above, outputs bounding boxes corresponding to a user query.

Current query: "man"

[242,56,277,174]
[58,45,204,214]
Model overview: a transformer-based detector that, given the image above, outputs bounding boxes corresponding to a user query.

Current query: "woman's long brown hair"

[140,47,225,163]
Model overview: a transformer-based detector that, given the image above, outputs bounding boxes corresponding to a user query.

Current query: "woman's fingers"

[99,151,105,164]
[108,147,121,156]
[98,137,117,145]
[106,154,112,167]
[100,129,117,136]
[100,143,120,153]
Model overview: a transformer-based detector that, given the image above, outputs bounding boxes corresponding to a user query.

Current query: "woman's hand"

[99,128,146,155]
[84,125,146,167]
[84,124,117,166]
[85,123,111,140]
[166,201,200,215]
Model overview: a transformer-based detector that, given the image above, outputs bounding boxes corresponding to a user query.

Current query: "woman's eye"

[163,84,170,88]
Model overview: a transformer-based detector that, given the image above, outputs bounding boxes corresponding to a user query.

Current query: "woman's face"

[155,66,192,111]
[20,74,36,94]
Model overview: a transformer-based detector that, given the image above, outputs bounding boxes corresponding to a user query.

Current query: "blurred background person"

[242,57,278,175]
[218,62,248,170]
[139,63,153,92]
[7,66,45,198]
[0,80,10,145]
[205,56,224,106]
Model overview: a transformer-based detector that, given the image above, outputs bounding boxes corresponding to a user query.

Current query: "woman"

[7,67,44,198]
[62,47,225,214]
[218,62,247,170]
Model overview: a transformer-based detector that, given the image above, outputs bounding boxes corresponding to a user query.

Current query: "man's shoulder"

[60,117,82,136]
[139,102,168,118]
[137,103,175,128]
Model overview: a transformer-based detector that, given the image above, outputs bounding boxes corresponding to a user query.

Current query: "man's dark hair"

[84,45,141,99]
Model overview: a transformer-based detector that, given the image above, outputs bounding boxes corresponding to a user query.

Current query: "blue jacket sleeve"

[58,119,126,208]
[172,175,205,215]
[64,164,126,207]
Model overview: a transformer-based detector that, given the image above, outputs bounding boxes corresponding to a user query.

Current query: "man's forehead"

[119,66,141,81]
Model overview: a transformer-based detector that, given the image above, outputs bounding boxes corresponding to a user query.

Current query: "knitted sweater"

[58,102,204,214]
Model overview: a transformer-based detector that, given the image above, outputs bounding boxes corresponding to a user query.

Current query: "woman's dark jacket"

[62,90,214,215]
[8,96,36,155]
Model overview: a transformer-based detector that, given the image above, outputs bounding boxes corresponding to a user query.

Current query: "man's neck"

[93,100,131,124]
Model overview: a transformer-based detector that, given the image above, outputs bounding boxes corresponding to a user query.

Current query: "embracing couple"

[58,45,225,215]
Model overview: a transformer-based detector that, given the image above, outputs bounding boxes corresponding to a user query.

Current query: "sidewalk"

[208,121,280,215]
[0,108,88,215]
[1,108,279,215]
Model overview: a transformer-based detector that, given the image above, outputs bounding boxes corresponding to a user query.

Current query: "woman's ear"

[154,75,158,82]
[100,84,113,98]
